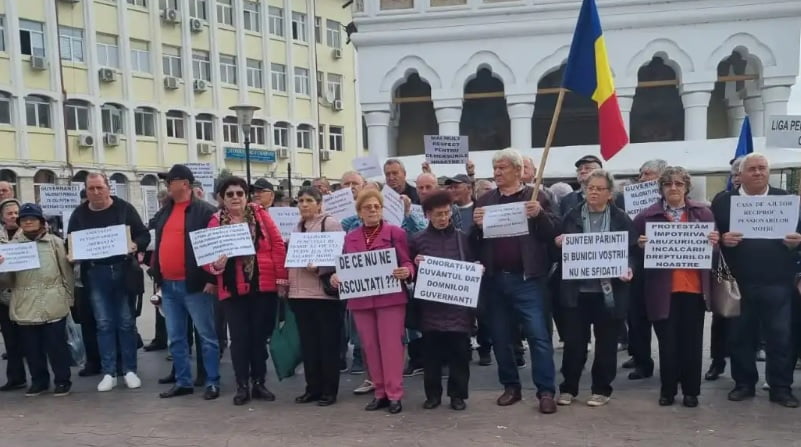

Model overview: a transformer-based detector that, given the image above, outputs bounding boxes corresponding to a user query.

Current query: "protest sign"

[766,115,801,148]
[69,224,129,261]
[335,248,401,300]
[141,185,160,223]
[414,256,482,308]
[62,209,73,234]
[184,163,216,203]
[381,185,404,227]
[268,207,300,241]
[39,185,81,214]
[322,188,356,221]
[189,223,256,266]
[730,195,800,239]
[410,204,427,225]
[423,135,469,164]
[562,231,629,280]
[623,180,660,218]
[352,156,383,179]
[481,203,528,239]
[644,222,714,269]
[0,243,41,273]
[285,231,346,268]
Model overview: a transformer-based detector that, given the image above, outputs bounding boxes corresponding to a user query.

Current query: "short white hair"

[492,148,523,170]
[738,152,769,173]
[548,182,574,203]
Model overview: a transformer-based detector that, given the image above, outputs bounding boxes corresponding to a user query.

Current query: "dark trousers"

[0,303,26,384]
[215,300,228,348]
[729,283,795,393]
[223,293,276,384]
[19,318,72,388]
[559,294,620,397]
[290,299,343,397]
[153,310,167,346]
[710,314,729,368]
[423,331,470,400]
[73,287,101,369]
[627,278,654,372]
[653,293,705,398]
[476,282,492,355]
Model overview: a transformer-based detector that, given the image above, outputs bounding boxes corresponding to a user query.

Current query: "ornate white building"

[350,0,801,189]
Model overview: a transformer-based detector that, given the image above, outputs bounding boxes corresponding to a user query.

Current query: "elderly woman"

[0,199,27,392]
[0,204,74,397]
[634,166,718,408]
[207,176,288,406]
[288,186,344,407]
[554,170,636,407]
[331,189,414,414]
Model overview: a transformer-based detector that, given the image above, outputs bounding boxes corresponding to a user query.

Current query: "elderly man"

[712,153,801,408]
[475,179,495,199]
[559,155,603,216]
[312,177,332,195]
[415,173,439,203]
[384,159,420,204]
[0,182,13,201]
[251,179,276,208]
[472,148,559,414]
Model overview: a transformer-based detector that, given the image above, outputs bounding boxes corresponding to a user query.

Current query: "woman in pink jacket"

[331,189,414,414]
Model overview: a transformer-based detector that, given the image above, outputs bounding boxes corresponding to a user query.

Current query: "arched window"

[196,113,214,141]
[110,173,128,201]
[0,169,18,198]
[273,121,289,148]
[250,119,266,145]
[630,57,684,143]
[708,51,755,139]
[64,99,91,131]
[33,169,56,203]
[25,95,52,128]
[459,68,510,152]
[394,73,437,156]
[223,116,239,143]
[533,66,598,147]
[296,124,313,150]
[101,103,125,134]
[0,91,12,125]
[71,170,89,184]
[134,107,157,137]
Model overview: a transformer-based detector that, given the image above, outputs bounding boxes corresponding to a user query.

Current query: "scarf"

[218,204,262,295]
[580,202,615,309]
[662,200,686,222]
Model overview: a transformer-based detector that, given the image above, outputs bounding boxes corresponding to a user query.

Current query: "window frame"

[166,111,185,139]
[296,125,312,150]
[64,101,91,132]
[246,58,263,89]
[96,34,120,68]
[162,46,182,77]
[326,20,342,49]
[219,54,237,85]
[134,107,156,137]
[273,123,289,148]
[127,0,148,7]
[19,19,46,57]
[130,39,151,73]
[326,73,343,101]
[243,1,261,32]
[192,49,212,82]
[0,94,11,125]
[270,63,287,93]
[268,7,284,37]
[58,26,84,63]
[216,0,233,26]
[314,16,321,44]
[189,0,209,20]
[222,117,239,143]
[101,104,124,134]
[195,115,214,141]
[294,67,310,96]
[26,96,51,128]
[318,124,326,150]
[0,16,5,53]
[329,126,343,151]
[291,11,307,42]
[250,119,266,145]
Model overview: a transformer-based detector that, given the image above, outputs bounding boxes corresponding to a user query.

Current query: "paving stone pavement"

[1,303,800,447]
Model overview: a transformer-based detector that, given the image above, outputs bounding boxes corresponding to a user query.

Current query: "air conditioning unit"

[193,79,208,92]
[163,76,180,89]
[332,100,343,111]
[161,8,179,23]
[30,56,48,71]
[189,18,203,32]
[78,134,94,147]
[104,133,120,146]
[332,48,343,59]
[98,67,116,82]
[277,148,289,159]
[197,143,213,155]
[320,150,332,161]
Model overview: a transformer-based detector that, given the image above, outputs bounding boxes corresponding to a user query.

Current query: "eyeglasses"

[586,186,609,192]
[361,204,381,211]
[225,190,246,198]
[661,181,686,188]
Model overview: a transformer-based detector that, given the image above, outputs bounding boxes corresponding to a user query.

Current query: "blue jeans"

[86,264,138,376]
[487,273,556,395]
[161,280,220,388]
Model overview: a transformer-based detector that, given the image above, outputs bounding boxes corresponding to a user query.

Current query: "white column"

[726,97,746,137]
[617,91,634,134]
[743,95,765,137]
[4,0,28,160]
[762,85,792,134]
[681,90,711,141]
[364,111,391,161]
[507,102,534,150]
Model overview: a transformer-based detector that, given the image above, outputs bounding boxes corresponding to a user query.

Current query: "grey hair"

[658,166,692,196]
[730,157,744,175]
[475,179,495,189]
[156,190,169,201]
[492,148,524,170]
[639,159,668,175]
[548,182,574,203]
[340,170,364,183]
[85,172,110,187]
[586,169,615,190]
[383,159,406,172]
[738,152,769,173]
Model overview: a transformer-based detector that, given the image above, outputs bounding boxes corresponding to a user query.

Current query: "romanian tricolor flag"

[562,0,628,160]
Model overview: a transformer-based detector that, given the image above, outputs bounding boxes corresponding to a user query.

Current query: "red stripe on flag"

[597,94,628,160]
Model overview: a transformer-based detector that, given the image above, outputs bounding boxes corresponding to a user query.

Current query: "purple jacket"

[342,222,414,311]
[633,199,714,322]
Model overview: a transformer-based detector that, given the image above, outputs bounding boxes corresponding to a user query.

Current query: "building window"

[317,71,324,98]
[134,107,156,137]
[160,0,179,9]
[268,7,284,37]
[189,0,208,20]
[96,34,119,68]
[26,96,50,128]
[196,114,214,141]
[130,39,151,73]
[216,0,233,26]
[246,59,263,89]
[192,50,211,81]
[250,119,266,145]
[102,104,124,134]
[0,93,12,125]
[318,125,326,150]
[58,26,84,63]
[273,122,289,147]
[162,45,182,77]
[296,124,312,149]
[271,63,286,92]
[243,1,261,32]
[128,0,148,6]
[19,19,46,57]
[0,16,5,52]
[294,67,310,96]
[326,20,341,48]
[64,100,90,131]
[327,73,343,100]
[291,12,307,42]
[166,110,185,138]
[329,126,343,151]
[314,16,321,44]
[219,54,237,84]
[223,117,239,143]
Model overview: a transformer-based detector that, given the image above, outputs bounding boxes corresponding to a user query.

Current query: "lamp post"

[229,105,260,189]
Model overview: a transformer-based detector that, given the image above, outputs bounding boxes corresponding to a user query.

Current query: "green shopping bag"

[269,300,302,381]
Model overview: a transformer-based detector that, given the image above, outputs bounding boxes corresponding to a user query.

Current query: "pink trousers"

[352,304,406,400]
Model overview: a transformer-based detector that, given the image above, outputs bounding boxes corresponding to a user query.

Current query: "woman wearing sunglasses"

[206,176,288,406]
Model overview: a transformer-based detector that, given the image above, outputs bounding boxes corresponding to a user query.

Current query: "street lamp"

[229,104,261,188]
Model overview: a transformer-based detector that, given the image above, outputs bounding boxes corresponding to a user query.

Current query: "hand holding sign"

[785,232,801,249]
[722,231,743,247]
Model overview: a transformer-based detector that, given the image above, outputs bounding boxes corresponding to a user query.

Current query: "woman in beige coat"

[288,186,343,406]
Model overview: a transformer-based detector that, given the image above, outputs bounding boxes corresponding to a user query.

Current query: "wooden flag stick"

[531,88,567,201]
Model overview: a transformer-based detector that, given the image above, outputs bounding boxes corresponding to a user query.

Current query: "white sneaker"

[762,382,770,390]
[124,372,142,389]
[97,374,117,392]
[587,394,610,407]
[557,393,575,406]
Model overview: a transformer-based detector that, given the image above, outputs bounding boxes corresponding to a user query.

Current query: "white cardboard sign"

[766,115,801,149]
[322,188,356,221]
[644,222,714,270]
[481,203,528,239]
[69,224,129,261]
[561,231,629,280]
[268,207,301,241]
[352,156,383,179]
[730,195,800,239]
[623,180,661,218]
[285,231,346,268]
[335,248,401,300]
[414,256,482,308]
[424,135,469,164]
[184,162,216,203]
[381,185,404,227]
[39,185,81,214]
[189,223,256,266]
[0,242,41,273]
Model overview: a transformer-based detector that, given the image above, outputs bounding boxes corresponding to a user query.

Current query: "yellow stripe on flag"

[591,36,615,105]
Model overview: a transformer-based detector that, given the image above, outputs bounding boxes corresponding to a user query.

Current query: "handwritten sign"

[335,248,401,300]
[424,135,469,164]
[352,156,383,179]
[184,162,216,203]
[562,231,629,280]
[644,222,714,269]
[381,185,404,227]
[39,185,81,214]
[322,188,356,221]
[623,180,660,218]
[730,195,800,239]
[410,204,427,225]
[482,203,528,239]
[69,224,129,261]
[268,207,300,241]
[0,243,41,273]
[285,231,346,268]
[189,223,256,266]
[414,256,482,308]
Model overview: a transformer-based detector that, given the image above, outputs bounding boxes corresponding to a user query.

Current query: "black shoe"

[0,381,26,391]
[682,395,698,408]
[144,342,167,352]
[450,397,466,411]
[365,397,390,411]
[158,374,176,385]
[317,395,337,406]
[728,386,756,402]
[705,363,725,381]
[203,385,220,400]
[658,395,675,406]
[1,352,6,360]
[388,400,403,414]
[159,386,194,398]
[423,398,441,409]
[478,352,492,366]
[233,384,250,406]
[628,368,653,380]
[78,366,101,377]
[25,384,48,397]
[621,357,636,369]
[339,359,348,373]
[295,392,320,404]
[194,374,206,388]
[770,391,800,408]
[252,381,276,401]
[515,357,527,368]
[53,383,71,397]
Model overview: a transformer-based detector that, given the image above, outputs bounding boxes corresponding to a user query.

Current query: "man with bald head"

[415,173,439,203]
[0,182,14,201]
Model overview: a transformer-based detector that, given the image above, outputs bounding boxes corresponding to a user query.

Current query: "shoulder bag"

[710,251,741,317]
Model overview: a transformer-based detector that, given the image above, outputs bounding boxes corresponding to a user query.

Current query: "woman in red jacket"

[206,176,288,406]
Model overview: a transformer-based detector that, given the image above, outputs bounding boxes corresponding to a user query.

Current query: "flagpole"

[531,88,566,201]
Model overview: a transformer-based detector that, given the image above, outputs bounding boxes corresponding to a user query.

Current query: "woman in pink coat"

[331,189,414,414]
